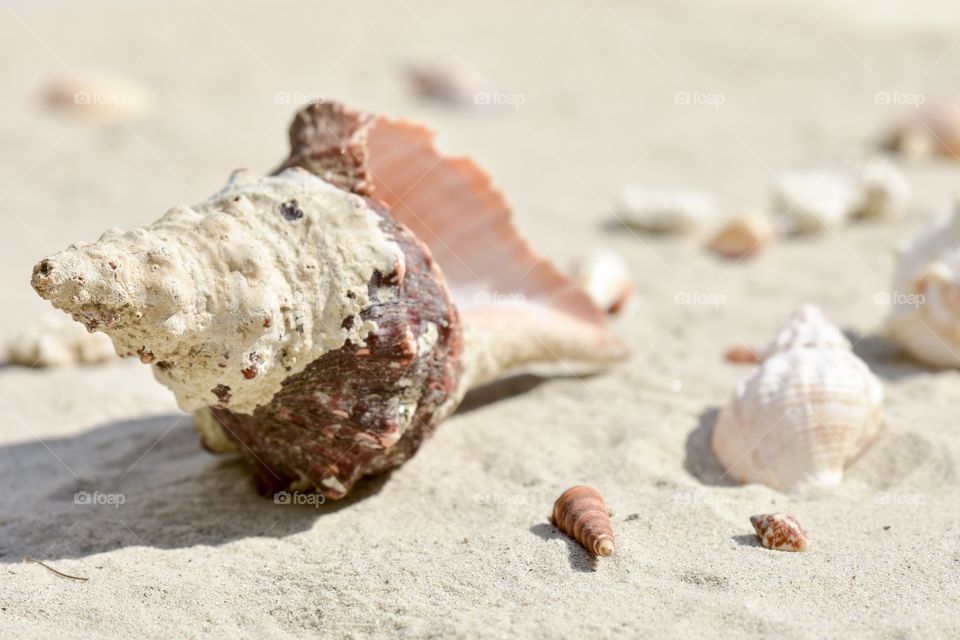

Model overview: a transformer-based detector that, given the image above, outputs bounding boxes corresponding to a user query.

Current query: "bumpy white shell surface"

[615,187,716,233]
[34,169,402,413]
[712,308,883,493]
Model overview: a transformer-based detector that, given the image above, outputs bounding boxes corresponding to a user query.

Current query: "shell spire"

[551,485,615,557]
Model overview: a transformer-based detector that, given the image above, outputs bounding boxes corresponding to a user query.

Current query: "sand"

[1,1,959,638]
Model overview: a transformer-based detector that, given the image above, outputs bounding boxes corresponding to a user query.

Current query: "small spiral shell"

[750,513,809,552]
[551,485,615,557]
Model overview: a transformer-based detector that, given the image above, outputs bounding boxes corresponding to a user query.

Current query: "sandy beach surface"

[1,1,959,638]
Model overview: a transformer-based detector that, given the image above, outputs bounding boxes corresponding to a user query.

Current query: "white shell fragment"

[772,170,862,233]
[615,187,717,233]
[568,250,633,314]
[772,158,909,232]
[712,305,883,493]
[887,207,960,367]
[857,157,910,220]
[43,71,155,123]
[6,314,116,367]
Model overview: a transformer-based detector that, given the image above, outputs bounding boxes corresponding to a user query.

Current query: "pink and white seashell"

[711,305,883,493]
[749,513,809,552]
[886,206,960,367]
[31,102,627,498]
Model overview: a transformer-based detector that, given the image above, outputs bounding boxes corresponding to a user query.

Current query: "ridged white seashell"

[887,208,960,367]
[615,187,716,233]
[569,250,632,314]
[712,307,883,493]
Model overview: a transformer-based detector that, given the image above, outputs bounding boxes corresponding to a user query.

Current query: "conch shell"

[31,102,626,498]
[551,485,615,557]
[711,305,883,493]
[886,206,960,367]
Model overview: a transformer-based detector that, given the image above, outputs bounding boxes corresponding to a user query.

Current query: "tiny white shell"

[615,187,716,233]
[568,250,633,314]
[712,306,882,493]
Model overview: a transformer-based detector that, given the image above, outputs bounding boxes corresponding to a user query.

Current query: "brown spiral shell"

[551,485,615,557]
[750,513,810,552]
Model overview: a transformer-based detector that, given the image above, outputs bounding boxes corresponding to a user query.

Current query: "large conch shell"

[711,305,883,493]
[31,102,627,498]
[886,206,960,367]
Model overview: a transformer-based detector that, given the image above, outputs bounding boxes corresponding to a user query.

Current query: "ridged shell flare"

[886,206,960,367]
[711,305,883,493]
[551,485,615,557]
[31,101,627,499]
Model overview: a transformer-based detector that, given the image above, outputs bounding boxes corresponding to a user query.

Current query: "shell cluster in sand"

[25,98,949,566]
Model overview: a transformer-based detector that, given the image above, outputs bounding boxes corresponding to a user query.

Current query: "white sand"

[1,1,958,638]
